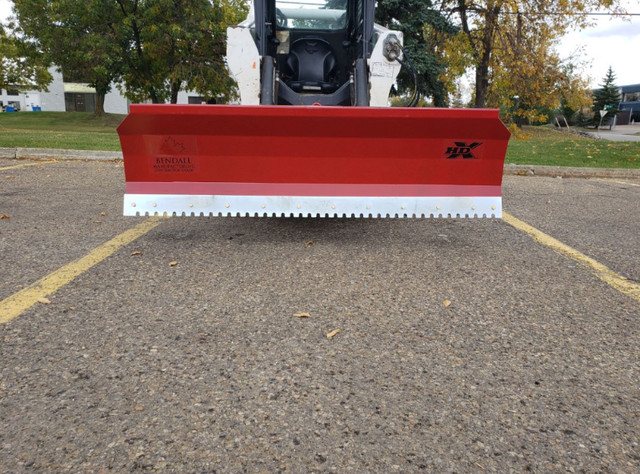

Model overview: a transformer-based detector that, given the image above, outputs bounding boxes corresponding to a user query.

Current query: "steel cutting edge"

[117,104,511,218]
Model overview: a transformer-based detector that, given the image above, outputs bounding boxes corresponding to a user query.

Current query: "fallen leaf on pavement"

[443,300,452,307]
[131,251,142,256]
[169,261,178,267]
[1,214,9,219]
[100,212,106,216]
[294,312,311,318]
[134,406,144,412]
[326,329,341,339]
[305,241,314,246]
[38,297,51,304]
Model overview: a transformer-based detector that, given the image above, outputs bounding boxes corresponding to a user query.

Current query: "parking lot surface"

[1,158,639,472]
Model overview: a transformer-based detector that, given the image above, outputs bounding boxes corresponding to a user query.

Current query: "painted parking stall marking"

[503,211,640,303]
[0,218,163,324]
[0,161,57,171]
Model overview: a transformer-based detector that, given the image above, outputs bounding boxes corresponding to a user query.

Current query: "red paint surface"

[125,182,500,197]
[118,105,510,197]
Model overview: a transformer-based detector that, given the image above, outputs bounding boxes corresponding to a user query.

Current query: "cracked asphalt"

[1,158,638,472]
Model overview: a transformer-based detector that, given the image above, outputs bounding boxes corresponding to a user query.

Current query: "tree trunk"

[93,79,111,116]
[473,5,500,109]
[474,64,489,108]
[94,93,106,116]
[170,81,180,104]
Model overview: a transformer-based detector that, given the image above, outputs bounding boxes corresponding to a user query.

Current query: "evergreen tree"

[592,66,621,120]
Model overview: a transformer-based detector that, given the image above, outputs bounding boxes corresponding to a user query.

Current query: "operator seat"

[286,38,339,94]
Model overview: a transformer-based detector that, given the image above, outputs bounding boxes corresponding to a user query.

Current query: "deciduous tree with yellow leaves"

[433,0,624,122]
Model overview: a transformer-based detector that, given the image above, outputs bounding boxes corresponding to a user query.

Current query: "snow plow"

[117,0,510,218]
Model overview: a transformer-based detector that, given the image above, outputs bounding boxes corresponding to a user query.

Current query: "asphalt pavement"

[1,158,639,472]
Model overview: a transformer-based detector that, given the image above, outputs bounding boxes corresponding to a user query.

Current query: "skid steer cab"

[227,0,403,106]
[117,0,510,219]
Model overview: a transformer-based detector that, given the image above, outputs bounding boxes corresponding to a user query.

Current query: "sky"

[554,0,640,88]
[1,0,638,88]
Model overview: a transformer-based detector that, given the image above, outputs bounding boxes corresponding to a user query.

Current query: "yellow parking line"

[503,212,640,303]
[0,161,57,171]
[0,218,163,324]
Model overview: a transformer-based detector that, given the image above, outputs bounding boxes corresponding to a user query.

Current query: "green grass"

[0,111,124,151]
[505,126,640,169]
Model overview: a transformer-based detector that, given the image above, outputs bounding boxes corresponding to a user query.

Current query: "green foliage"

[0,24,52,90]
[375,0,456,107]
[12,0,121,114]
[105,0,247,104]
[11,0,248,106]
[592,66,621,120]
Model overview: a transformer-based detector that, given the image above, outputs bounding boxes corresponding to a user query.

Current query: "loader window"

[276,0,347,30]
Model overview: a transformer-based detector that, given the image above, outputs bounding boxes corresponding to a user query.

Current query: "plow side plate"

[117,105,510,218]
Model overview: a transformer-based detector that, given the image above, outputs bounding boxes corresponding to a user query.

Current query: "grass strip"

[0,112,123,151]
[506,126,640,169]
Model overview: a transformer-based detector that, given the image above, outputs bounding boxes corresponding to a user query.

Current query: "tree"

[484,13,592,125]
[0,23,51,91]
[592,66,621,120]
[12,0,121,115]
[107,0,247,104]
[376,0,456,107]
[438,0,624,109]
[11,0,247,109]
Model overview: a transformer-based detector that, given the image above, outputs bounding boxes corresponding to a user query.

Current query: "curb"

[2,147,639,179]
[0,147,122,161]
[503,164,640,179]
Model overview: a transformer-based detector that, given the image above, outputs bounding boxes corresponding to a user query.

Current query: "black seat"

[286,38,339,94]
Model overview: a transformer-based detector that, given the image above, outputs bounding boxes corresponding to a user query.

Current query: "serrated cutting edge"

[124,194,502,218]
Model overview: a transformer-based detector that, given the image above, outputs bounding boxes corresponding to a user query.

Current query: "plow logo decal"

[151,136,198,173]
[445,142,482,159]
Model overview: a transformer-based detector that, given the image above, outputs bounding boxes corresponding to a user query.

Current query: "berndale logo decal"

[151,136,198,173]
[445,142,482,159]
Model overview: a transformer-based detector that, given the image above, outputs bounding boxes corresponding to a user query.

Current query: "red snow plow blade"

[118,104,510,218]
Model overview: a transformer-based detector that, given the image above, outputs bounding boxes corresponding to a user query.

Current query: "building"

[1,66,209,114]
[618,83,640,123]
[1,68,65,112]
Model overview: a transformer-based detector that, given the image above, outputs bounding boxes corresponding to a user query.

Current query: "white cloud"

[556,0,640,87]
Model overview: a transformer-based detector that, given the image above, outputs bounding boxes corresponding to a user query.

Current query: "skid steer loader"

[117,0,510,218]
